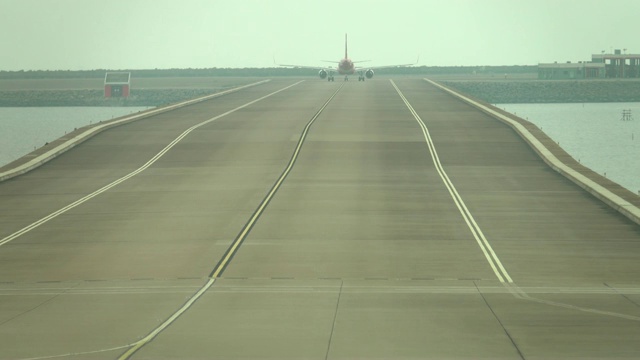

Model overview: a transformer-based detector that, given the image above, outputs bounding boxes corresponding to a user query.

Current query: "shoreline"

[0,88,225,107]
[3,78,640,106]
[439,79,640,103]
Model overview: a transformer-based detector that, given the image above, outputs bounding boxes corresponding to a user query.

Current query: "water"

[0,107,151,167]
[498,103,640,194]
[1,104,639,194]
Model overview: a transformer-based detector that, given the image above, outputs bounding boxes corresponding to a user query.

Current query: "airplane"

[277,34,415,81]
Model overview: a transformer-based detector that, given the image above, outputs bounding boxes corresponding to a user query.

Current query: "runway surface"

[1,78,639,359]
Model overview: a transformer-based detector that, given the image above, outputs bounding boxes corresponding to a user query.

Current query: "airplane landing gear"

[358,76,365,81]
[327,76,334,81]
[344,76,348,81]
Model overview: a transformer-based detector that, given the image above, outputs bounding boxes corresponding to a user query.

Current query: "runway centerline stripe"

[0,81,304,248]
[390,79,513,284]
[118,83,344,359]
[0,80,272,183]
[210,82,345,278]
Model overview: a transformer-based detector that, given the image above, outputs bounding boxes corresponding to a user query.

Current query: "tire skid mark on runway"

[118,83,345,359]
[0,81,304,248]
[390,80,513,283]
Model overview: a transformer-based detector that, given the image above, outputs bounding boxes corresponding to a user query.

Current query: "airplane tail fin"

[345,33,348,59]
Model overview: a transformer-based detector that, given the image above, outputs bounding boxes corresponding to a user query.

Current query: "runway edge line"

[390,79,513,284]
[0,81,302,248]
[119,82,344,360]
[425,78,640,226]
[0,79,271,183]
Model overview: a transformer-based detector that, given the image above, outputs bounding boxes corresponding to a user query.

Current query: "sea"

[0,107,151,167]
[497,102,640,194]
[1,104,639,194]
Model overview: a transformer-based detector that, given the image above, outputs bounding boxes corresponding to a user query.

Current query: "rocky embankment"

[439,80,640,103]
[0,89,221,107]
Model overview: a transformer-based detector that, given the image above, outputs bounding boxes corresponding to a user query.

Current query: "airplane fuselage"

[338,58,355,75]
[277,33,414,81]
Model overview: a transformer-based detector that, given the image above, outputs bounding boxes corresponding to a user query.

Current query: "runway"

[0,78,639,359]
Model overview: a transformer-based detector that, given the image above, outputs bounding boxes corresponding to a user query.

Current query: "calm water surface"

[1,104,639,194]
[0,107,151,167]
[498,102,640,193]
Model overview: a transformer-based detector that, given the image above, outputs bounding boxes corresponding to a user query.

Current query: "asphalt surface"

[0,78,639,360]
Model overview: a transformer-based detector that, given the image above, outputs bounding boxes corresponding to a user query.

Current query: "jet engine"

[318,69,328,79]
[365,69,374,79]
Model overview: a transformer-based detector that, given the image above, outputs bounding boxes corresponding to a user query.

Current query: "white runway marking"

[424,78,640,226]
[399,79,640,323]
[0,81,303,248]
[0,80,272,182]
[390,79,513,283]
[117,278,216,359]
[117,82,345,359]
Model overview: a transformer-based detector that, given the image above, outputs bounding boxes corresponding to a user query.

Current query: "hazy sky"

[1,0,639,70]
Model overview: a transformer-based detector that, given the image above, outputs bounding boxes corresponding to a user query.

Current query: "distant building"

[591,49,640,78]
[104,72,131,97]
[539,49,640,80]
[538,61,605,80]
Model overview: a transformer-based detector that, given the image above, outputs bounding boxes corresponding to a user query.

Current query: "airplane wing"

[322,60,370,64]
[277,63,333,70]
[360,56,419,70]
[277,61,413,71]
[276,62,337,80]
[361,58,419,70]
[364,63,415,70]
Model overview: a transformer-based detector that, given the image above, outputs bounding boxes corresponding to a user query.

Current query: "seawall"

[0,89,223,107]
[439,79,640,103]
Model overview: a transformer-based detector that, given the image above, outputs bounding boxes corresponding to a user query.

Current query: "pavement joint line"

[0,277,208,284]
[390,79,513,284]
[504,283,640,321]
[3,285,640,296]
[604,282,640,308]
[12,277,640,286]
[475,282,526,360]
[15,343,133,360]
[118,82,343,360]
[209,82,345,279]
[0,79,272,182]
[324,280,343,360]
[114,277,216,359]
[0,80,303,249]
[424,78,640,226]
[406,79,640,322]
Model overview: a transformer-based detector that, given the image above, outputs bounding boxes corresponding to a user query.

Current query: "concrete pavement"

[0,77,639,359]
